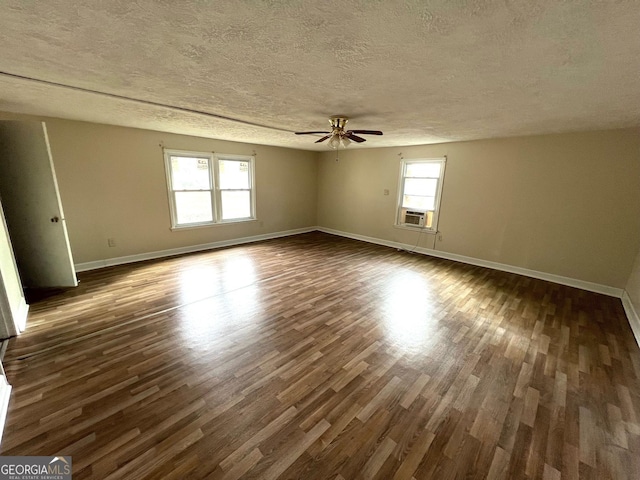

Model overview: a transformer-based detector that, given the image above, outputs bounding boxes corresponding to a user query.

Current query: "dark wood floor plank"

[1,231,639,479]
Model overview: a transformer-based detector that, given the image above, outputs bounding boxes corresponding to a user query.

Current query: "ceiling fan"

[295,116,383,148]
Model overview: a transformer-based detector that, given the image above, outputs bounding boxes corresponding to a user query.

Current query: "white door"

[0,121,77,288]
[0,199,27,335]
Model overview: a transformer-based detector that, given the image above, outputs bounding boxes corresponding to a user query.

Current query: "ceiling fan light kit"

[295,116,383,149]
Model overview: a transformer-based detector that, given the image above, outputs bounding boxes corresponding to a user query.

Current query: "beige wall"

[1,113,318,264]
[1,109,638,291]
[318,129,640,289]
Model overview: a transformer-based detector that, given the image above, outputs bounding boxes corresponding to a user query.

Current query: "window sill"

[393,224,437,234]
[171,218,257,231]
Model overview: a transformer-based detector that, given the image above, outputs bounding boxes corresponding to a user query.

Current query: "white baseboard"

[317,227,624,298]
[622,291,640,348]
[0,375,11,446]
[75,227,317,272]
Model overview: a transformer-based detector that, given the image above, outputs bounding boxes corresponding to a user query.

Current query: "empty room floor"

[1,232,639,479]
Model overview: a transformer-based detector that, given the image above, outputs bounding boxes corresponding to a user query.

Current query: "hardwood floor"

[2,232,639,479]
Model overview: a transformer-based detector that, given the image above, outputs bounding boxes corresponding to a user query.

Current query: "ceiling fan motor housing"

[330,116,349,132]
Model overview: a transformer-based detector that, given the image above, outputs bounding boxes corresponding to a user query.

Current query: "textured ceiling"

[0,1,639,151]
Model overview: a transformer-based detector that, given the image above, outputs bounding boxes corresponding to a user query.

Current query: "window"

[396,157,446,232]
[164,149,255,228]
[218,158,252,221]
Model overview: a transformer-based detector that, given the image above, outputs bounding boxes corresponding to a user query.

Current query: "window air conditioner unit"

[404,210,425,227]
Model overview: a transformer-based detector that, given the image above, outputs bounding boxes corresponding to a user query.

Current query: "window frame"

[163,149,256,229]
[395,157,446,233]
[214,153,257,224]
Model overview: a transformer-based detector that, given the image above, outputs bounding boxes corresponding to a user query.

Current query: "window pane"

[403,195,435,211]
[404,178,437,196]
[406,162,440,178]
[171,156,211,190]
[219,160,250,189]
[175,191,213,224]
[221,190,251,220]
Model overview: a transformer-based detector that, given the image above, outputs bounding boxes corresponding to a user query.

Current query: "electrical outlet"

[383,189,390,196]
[107,237,116,247]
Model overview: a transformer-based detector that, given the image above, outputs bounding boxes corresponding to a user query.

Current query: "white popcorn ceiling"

[0,1,639,151]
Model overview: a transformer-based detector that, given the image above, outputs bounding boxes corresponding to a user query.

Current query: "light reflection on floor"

[177,264,221,304]
[176,254,262,347]
[176,253,443,353]
[178,254,257,301]
[381,270,438,352]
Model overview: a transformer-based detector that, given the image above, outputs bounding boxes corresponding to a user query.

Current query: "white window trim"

[395,157,446,233]
[163,149,256,229]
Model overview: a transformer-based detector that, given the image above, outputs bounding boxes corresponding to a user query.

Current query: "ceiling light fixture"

[327,133,352,150]
[327,132,352,150]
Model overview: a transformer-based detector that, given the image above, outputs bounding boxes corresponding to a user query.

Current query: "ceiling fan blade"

[315,134,332,143]
[345,132,366,143]
[347,130,383,135]
[295,131,331,135]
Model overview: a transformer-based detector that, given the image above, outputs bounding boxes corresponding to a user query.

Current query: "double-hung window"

[218,157,253,221]
[164,149,255,228]
[396,157,446,232]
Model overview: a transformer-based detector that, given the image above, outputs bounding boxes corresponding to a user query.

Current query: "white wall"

[627,251,640,311]
[624,248,640,343]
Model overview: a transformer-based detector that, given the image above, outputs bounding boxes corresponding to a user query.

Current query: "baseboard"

[0,375,11,446]
[75,227,317,272]
[317,227,624,298]
[622,291,640,348]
